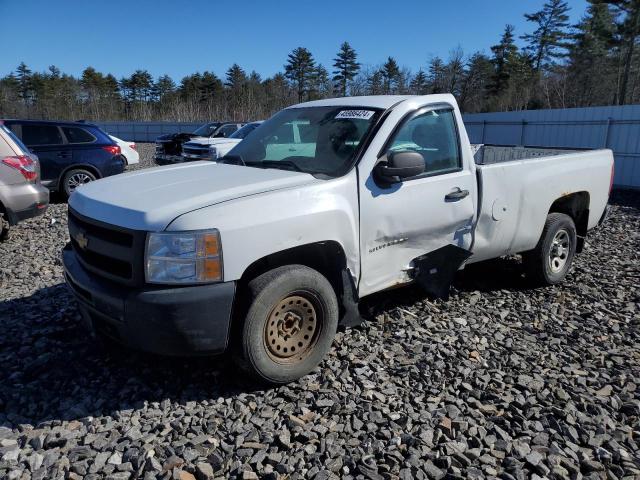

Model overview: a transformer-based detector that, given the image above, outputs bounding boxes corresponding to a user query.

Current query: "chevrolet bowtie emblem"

[75,231,89,250]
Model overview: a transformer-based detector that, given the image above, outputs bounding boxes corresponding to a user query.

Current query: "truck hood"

[69,162,316,231]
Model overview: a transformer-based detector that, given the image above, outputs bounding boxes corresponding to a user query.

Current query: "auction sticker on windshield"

[335,110,375,120]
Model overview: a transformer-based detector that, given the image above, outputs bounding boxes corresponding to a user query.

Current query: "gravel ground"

[0,146,638,480]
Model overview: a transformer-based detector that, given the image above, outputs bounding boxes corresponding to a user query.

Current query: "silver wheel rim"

[548,229,570,273]
[67,173,92,192]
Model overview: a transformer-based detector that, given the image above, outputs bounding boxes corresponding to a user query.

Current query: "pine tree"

[366,69,384,95]
[489,25,519,95]
[428,57,446,93]
[153,75,176,102]
[522,0,571,70]
[458,52,493,112]
[410,70,429,94]
[309,65,332,99]
[199,71,224,103]
[285,47,317,101]
[381,57,400,94]
[15,62,32,105]
[332,42,360,96]
[605,0,640,104]
[567,1,616,105]
[225,64,247,90]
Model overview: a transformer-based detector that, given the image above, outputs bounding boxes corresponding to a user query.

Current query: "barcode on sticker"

[335,110,375,120]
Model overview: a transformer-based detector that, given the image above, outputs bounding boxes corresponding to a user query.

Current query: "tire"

[62,169,96,198]
[0,211,9,242]
[235,265,339,385]
[523,213,577,286]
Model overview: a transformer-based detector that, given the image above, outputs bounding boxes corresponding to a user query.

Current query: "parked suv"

[154,122,244,165]
[0,124,49,240]
[2,120,126,198]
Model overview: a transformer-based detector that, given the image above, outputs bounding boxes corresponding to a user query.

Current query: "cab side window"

[218,124,238,138]
[62,127,96,144]
[387,109,461,176]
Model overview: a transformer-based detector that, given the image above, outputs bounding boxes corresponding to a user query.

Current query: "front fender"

[166,171,360,282]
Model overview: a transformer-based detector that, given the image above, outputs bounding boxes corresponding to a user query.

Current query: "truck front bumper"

[62,245,236,356]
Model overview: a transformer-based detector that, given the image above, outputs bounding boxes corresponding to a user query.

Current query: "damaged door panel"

[412,244,472,299]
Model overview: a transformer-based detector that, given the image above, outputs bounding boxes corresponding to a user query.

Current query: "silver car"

[0,124,49,240]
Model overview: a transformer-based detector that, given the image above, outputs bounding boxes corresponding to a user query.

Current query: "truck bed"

[472,144,582,164]
[469,148,613,263]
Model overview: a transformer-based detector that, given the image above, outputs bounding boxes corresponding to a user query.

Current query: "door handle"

[445,188,469,201]
[57,152,71,158]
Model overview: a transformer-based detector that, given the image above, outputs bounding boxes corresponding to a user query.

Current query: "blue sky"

[1,0,588,81]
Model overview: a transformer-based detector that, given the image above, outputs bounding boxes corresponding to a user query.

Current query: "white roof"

[289,95,414,110]
[288,94,457,111]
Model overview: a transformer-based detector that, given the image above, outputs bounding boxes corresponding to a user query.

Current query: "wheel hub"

[278,311,302,339]
[548,229,570,273]
[265,294,319,361]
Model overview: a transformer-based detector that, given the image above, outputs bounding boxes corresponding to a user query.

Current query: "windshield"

[230,122,260,139]
[193,122,221,136]
[223,107,381,177]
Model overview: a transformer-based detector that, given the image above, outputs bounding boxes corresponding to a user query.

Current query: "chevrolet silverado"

[62,95,613,384]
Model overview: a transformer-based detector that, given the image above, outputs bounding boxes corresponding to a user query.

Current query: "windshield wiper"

[245,160,303,172]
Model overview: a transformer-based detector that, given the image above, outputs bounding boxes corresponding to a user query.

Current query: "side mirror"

[374,151,425,183]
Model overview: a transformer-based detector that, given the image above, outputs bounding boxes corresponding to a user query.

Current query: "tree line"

[1,0,639,122]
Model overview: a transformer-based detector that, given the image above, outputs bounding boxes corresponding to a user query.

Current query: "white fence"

[464,105,640,189]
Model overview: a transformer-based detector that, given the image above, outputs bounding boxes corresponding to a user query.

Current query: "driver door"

[357,106,476,297]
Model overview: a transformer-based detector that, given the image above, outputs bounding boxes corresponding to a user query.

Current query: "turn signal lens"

[203,233,220,256]
[203,258,222,281]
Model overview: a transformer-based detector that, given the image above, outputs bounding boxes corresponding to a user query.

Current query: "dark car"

[1,119,126,198]
[154,121,244,165]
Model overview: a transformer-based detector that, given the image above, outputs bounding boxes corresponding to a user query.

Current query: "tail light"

[102,145,121,156]
[129,143,136,150]
[3,155,37,182]
[609,161,615,195]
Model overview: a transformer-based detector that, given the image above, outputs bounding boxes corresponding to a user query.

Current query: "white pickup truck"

[181,121,263,162]
[62,94,613,384]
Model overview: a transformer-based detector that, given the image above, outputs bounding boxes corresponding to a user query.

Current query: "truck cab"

[63,95,613,384]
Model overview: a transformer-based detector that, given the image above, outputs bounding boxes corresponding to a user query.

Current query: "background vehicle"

[63,95,613,384]
[181,121,263,162]
[154,122,244,164]
[0,124,49,240]
[2,120,125,198]
[110,135,139,166]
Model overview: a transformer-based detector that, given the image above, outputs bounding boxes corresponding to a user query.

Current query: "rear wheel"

[235,265,339,385]
[523,213,577,286]
[63,169,96,198]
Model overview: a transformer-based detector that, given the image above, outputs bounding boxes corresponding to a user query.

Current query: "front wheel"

[523,213,577,286]
[63,169,96,198]
[235,265,339,385]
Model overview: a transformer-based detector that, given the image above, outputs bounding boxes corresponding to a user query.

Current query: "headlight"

[145,229,222,284]
[208,146,218,158]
